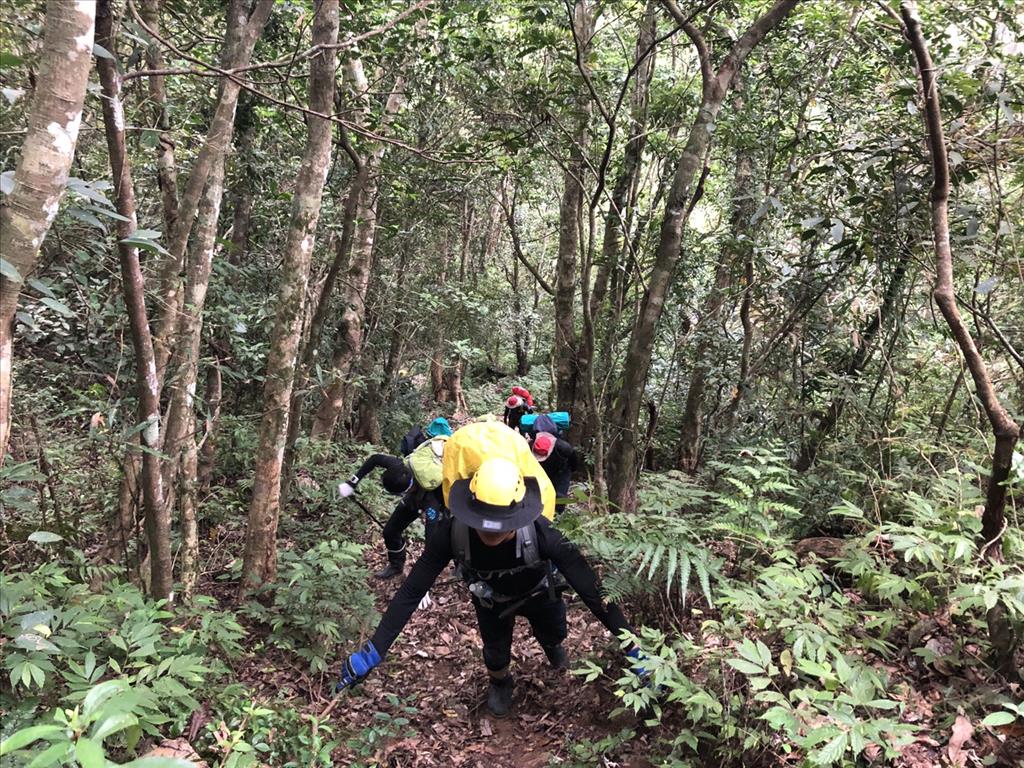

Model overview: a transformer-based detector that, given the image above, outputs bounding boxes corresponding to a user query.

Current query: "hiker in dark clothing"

[502,394,531,431]
[336,421,642,718]
[399,416,452,456]
[338,454,445,581]
[530,430,583,509]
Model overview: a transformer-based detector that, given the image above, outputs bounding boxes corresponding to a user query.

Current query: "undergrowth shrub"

[237,540,377,673]
[566,447,1022,766]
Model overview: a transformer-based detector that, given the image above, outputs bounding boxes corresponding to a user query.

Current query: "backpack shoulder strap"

[515,523,540,567]
[451,520,471,568]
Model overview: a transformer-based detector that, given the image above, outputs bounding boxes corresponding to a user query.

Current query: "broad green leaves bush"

[237,540,377,673]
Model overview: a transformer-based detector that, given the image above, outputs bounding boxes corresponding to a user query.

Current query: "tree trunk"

[606,0,799,512]
[281,160,365,492]
[553,0,593,412]
[139,0,179,236]
[901,0,1021,677]
[179,412,200,598]
[242,0,340,587]
[95,0,172,601]
[150,0,275,383]
[677,122,755,472]
[0,0,94,465]
[310,68,407,439]
[161,151,227,498]
[197,358,222,494]
[586,0,657,446]
[227,99,258,265]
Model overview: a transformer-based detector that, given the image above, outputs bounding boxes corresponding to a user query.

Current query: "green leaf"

[28,531,63,544]
[14,633,60,654]
[726,658,765,675]
[83,680,128,718]
[75,737,106,768]
[0,725,64,755]
[814,731,847,765]
[1,257,21,281]
[39,297,75,318]
[0,52,24,68]
[120,236,170,256]
[120,758,196,768]
[92,44,115,60]
[91,712,138,741]
[26,741,72,768]
[981,711,1016,727]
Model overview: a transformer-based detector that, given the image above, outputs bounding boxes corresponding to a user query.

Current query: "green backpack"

[405,435,447,490]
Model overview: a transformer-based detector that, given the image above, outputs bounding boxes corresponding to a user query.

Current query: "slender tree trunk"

[553,0,593,412]
[161,153,228,510]
[0,0,94,465]
[677,126,754,472]
[149,0,275,382]
[242,0,340,587]
[901,0,1021,677]
[179,412,200,598]
[197,358,222,494]
[512,257,530,375]
[310,69,406,438]
[96,0,172,601]
[140,0,179,235]
[281,160,364,491]
[606,0,799,511]
[227,99,258,265]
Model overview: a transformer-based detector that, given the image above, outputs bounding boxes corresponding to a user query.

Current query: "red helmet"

[532,432,556,461]
[506,395,524,409]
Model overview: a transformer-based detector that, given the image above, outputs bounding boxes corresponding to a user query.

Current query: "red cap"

[532,432,556,461]
[506,395,524,409]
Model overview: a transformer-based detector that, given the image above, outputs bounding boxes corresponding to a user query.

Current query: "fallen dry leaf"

[947,714,974,768]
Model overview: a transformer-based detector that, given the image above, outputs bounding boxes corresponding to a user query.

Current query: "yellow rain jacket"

[441,420,556,521]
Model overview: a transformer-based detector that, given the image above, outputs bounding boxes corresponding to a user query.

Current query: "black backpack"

[451,519,541,575]
[399,426,427,457]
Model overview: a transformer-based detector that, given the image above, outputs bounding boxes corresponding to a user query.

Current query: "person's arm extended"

[353,453,403,482]
[538,519,632,637]
[369,519,452,657]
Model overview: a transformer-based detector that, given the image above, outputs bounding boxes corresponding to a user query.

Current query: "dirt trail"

[327,537,646,767]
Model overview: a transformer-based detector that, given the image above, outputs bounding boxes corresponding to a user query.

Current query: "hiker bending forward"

[337,421,636,718]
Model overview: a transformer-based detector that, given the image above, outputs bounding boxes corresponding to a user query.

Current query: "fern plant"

[561,470,717,611]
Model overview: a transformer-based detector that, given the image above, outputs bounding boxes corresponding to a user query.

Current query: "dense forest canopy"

[0,0,1021,766]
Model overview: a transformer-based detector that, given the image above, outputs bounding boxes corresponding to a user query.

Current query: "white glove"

[418,591,433,610]
[338,482,356,498]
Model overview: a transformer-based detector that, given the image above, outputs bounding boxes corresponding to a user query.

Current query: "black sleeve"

[353,453,403,483]
[369,518,453,657]
[536,518,632,641]
[557,440,583,473]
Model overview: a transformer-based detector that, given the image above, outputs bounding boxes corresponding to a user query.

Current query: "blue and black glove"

[336,641,381,691]
[627,647,652,685]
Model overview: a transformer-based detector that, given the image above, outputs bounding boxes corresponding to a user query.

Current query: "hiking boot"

[374,562,404,580]
[486,676,514,718]
[543,643,568,670]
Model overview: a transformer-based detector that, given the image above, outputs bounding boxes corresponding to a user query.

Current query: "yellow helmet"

[469,457,525,507]
[449,455,544,532]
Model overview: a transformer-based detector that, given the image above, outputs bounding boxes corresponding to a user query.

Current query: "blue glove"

[627,647,651,684]
[336,641,381,690]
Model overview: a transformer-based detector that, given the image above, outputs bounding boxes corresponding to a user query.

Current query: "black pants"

[382,496,442,566]
[473,592,567,672]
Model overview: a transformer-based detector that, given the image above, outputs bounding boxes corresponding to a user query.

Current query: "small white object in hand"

[338,482,355,498]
